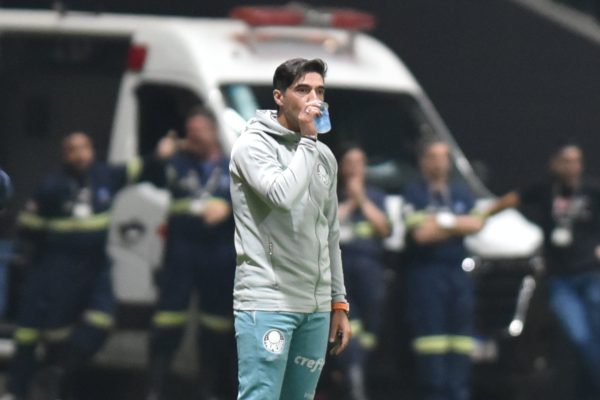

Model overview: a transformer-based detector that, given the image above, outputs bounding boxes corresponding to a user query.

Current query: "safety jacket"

[18,160,142,252]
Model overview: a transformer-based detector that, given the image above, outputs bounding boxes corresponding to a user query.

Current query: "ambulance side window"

[136,84,203,155]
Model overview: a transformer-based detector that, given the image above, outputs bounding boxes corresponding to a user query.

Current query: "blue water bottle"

[314,102,331,134]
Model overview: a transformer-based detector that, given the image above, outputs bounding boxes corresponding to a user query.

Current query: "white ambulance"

[0,4,542,366]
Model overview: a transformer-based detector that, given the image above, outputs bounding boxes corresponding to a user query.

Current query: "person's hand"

[156,130,180,160]
[201,200,231,225]
[346,176,366,206]
[595,245,600,261]
[328,310,351,355]
[298,100,322,139]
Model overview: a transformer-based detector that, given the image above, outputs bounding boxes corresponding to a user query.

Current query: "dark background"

[1,2,598,399]
[2,0,600,193]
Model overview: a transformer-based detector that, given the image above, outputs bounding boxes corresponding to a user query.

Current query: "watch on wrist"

[436,211,457,229]
[332,302,350,316]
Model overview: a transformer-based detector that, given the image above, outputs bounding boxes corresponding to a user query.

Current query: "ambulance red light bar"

[127,44,147,72]
[230,5,376,31]
[230,6,303,26]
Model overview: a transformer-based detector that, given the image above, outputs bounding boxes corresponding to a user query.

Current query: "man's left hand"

[328,310,351,355]
[346,176,366,206]
[201,200,231,225]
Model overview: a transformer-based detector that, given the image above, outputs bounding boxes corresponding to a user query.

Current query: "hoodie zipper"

[266,237,278,289]
[308,186,322,310]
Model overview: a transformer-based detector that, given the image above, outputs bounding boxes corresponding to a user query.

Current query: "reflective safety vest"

[18,160,142,250]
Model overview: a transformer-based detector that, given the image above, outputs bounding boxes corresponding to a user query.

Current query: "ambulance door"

[108,83,202,306]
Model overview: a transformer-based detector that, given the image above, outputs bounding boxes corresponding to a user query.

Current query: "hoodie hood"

[245,110,300,142]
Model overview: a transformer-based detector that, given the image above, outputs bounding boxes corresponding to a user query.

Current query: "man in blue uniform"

[146,106,236,400]
[334,145,390,400]
[4,132,145,400]
[403,137,484,400]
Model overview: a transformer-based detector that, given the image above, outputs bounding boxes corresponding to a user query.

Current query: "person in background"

[2,132,147,400]
[0,168,12,211]
[229,57,351,400]
[145,106,237,400]
[485,141,600,400]
[0,168,14,318]
[332,144,390,400]
[402,136,484,400]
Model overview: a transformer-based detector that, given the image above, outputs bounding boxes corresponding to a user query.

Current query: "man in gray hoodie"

[229,58,351,400]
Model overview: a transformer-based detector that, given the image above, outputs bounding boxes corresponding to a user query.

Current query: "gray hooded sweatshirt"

[229,110,347,313]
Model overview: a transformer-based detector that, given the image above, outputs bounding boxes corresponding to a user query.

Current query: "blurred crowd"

[1,105,600,400]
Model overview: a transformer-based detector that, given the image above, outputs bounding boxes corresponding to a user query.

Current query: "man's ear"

[273,89,284,108]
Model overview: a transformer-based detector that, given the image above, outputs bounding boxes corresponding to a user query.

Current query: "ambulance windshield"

[222,84,486,195]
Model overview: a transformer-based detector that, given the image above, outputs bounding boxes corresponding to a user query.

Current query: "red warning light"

[127,44,147,72]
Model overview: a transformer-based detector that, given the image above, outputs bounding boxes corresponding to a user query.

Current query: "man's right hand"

[156,130,180,160]
[346,176,366,206]
[201,200,231,225]
[297,100,322,139]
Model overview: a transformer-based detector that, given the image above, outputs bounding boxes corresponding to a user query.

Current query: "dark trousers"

[339,252,386,366]
[548,272,600,398]
[8,250,115,397]
[148,236,236,397]
[405,263,475,400]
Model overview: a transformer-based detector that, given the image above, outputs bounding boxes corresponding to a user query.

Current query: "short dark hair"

[185,105,216,124]
[336,142,364,161]
[62,131,93,149]
[550,138,581,159]
[272,58,327,93]
[416,135,447,159]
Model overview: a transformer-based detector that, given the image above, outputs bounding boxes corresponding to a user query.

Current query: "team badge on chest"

[316,163,330,186]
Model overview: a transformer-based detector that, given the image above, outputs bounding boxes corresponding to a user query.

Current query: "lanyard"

[551,184,584,229]
[428,186,452,212]
[192,165,222,200]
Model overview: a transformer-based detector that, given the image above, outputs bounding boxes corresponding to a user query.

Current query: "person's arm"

[411,214,484,245]
[108,132,182,190]
[359,191,391,238]
[200,199,231,225]
[484,191,521,217]
[403,185,484,246]
[342,178,390,237]
[200,161,233,225]
[337,198,357,222]
[16,180,58,252]
[323,166,351,355]
[231,133,319,211]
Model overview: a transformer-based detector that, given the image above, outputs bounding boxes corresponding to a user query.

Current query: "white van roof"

[0,9,421,93]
